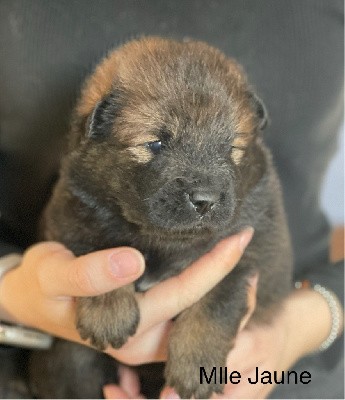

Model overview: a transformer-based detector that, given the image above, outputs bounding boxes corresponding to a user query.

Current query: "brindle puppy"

[29,37,292,399]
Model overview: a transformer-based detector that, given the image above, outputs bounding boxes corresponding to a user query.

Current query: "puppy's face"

[68,38,267,239]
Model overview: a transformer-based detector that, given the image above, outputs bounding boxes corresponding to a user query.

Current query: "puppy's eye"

[146,140,162,155]
[231,145,245,150]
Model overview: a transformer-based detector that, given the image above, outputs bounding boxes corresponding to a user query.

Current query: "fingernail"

[109,250,144,278]
[239,227,254,251]
[163,391,180,399]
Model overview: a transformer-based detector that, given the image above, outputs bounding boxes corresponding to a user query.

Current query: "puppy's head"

[67,37,268,238]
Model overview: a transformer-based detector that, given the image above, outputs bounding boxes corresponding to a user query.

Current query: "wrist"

[312,283,343,351]
[284,288,344,359]
[0,253,23,322]
[0,253,53,349]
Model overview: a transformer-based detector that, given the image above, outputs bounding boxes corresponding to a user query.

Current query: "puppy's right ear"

[87,91,122,139]
[247,92,268,131]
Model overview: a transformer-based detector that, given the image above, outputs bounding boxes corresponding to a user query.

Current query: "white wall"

[320,125,344,226]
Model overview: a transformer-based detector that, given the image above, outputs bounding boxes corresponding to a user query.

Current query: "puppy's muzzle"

[146,174,233,231]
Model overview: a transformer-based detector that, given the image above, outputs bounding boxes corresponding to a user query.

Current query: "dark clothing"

[0,0,343,398]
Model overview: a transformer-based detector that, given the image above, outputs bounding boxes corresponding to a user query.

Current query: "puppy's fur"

[29,37,292,399]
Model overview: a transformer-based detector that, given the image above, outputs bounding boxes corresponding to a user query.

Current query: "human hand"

[212,285,344,399]
[0,243,145,342]
[212,302,294,399]
[0,228,254,368]
[161,279,344,399]
[102,260,258,400]
[103,366,144,399]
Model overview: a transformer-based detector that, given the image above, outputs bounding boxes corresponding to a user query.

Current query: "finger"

[29,242,145,297]
[103,384,130,399]
[118,366,142,398]
[112,321,172,365]
[138,228,254,332]
[238,273,259,332]
[160,386,180,399]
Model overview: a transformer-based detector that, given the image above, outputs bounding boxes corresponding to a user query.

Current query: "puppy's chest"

[135,251,170,291]
[134,240,214,292]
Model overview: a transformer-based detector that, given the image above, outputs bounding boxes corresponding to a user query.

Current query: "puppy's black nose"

[188,191,218,215]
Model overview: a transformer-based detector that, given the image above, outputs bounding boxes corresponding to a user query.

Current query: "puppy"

[30,37,292,399]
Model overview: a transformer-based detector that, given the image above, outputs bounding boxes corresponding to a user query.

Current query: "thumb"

[28,242,145,297]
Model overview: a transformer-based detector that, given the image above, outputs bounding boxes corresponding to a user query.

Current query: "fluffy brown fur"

[29,37,292,399]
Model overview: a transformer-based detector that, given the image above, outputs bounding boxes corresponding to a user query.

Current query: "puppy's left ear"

[88,90,122,139]
[247,92,268,130]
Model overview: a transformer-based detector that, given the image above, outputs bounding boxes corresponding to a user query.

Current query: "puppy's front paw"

[166,355,224,399]
[165,308,233,399]
[76,286,139,350]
